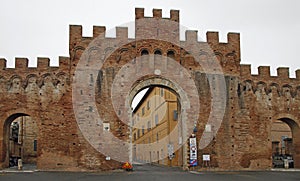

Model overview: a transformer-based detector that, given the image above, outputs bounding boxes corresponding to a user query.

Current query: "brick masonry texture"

[0,7,299,171]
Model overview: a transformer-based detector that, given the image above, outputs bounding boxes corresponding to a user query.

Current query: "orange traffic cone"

[122,162,133,171]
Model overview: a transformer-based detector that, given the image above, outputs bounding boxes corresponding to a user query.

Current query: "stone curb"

[270,168,300,172]
[0,170,36,173]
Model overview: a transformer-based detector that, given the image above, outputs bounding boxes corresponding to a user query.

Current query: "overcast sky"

[0,0,300,77]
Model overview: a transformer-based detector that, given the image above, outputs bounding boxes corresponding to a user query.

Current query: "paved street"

[0,164,300,181]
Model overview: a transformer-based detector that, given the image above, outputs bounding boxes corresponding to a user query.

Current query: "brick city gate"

[0,8,299,170]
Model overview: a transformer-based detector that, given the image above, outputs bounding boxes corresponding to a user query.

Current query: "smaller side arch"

[0,111,38,168]
[271,113,300,168]
[273,114,300,130]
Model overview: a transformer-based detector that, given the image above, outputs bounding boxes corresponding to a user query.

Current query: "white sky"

[131,88,148,110]
[1,0,300,78]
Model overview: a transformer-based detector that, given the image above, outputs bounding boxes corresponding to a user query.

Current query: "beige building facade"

[9,116,38,166]
[271,121,292,155]
[132,87,183,166]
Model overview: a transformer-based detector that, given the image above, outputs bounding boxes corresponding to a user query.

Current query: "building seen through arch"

[131,87,182,166]
[271,120,294,168]
[8,116,38,167]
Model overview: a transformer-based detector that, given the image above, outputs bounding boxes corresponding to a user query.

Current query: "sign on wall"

[168,144,174,159]
[203,154,210,161]
[189,137,197,166]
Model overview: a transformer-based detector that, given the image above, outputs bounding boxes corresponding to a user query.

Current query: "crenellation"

[227,33,240,45]
[135,9,180,43]
[69,25,83,51]
[93,26,106,38]
[170,10,179,22]
[206,31,219,45]
[241,65,300,81]
[277,67,290,79]
[185,30,198,42]
[116,27,128,40]
[37,57,50,69]
[240,64,251,77]
[135,8,179,22]
[135,8,144,19]
[0,57,71,71]
[296,69,300,80]
[0,58,7,69]
[15,58,29,69]
[153,9,162,19]
[58,56,70,70]
[258,66,270,78]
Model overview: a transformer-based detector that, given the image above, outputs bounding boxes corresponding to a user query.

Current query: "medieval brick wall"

[0,7,299,171]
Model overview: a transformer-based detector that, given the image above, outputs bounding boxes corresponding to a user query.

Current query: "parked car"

[272,155,284,168]
[9,156,21,167]
[272,154,294,168]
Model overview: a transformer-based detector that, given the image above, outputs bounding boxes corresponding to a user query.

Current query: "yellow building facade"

[9,116,38,166]
[271,121,293,155]
[131,87,183,167]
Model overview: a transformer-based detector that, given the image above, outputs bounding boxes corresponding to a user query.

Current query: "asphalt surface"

[0,164,300,181]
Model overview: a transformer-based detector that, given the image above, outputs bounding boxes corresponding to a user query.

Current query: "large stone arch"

[73,34,207,168]
[107,54,201,168]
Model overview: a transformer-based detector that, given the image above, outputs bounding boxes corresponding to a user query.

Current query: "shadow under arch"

[272,114,300,168]
[0,112,38,169]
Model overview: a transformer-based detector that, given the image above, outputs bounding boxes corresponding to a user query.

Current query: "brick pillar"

[293,128,300,168]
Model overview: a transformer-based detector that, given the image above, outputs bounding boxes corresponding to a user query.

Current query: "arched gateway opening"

[270,117,300,168]
[130,86,183,167]
[121,71,199,169]
[1,113,38,169]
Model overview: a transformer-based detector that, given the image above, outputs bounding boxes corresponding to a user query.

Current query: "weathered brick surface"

[0,7,299,171]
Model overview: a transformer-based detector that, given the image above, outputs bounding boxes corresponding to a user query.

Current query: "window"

[11,122,19,143]
[173,110,178,120]
[147,101,150,110]
[141,49,149,61]
[142,126,145,135]
[160,88,164,97]
[147,121,151,131]
[137,114,140,122]
[156,133,159,142]
[134,133,137,141]
[137,130,140,138]
[167,50,175,59]
[155,114,159,126]
[142,107,145,116]
[33,140,37,151]
[282,136,288,148]
[154,50,162,55]
[141,49,149,56]
[154,50,162,61]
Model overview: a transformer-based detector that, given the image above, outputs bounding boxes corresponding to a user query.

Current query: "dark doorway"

[3,114,38,169]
